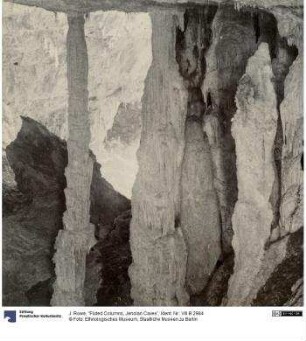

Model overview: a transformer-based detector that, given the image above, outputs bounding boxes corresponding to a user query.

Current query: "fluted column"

[129,10,189,306]
[51,14,96,306]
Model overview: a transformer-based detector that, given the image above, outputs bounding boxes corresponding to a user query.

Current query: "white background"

[0,307,306,341]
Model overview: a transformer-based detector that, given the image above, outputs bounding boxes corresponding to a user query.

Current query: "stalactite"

[51,14,96,306]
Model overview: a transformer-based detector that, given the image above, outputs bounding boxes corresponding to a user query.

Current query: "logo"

[272,310,303,317]
[4,310,17,323]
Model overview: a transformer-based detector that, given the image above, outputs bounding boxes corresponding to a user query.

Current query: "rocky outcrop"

[3,117,67,306]
[129,11,189,306]
[227,43,278,306]
[3,117,130,306]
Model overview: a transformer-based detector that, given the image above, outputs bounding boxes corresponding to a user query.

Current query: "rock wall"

[3,2,151,198]
[3,3,68,146]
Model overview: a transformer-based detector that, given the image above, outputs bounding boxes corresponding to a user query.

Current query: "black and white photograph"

[1,0,305,339]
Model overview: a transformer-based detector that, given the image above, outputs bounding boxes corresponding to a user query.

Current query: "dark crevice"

[190,254,234,306]
[96,210,132,306]
[206,92,212,107]
[256,10,278,59]
[271,115,283,232]
[176,6,217,90]
[253,13,260,43]
[26,278,54,306]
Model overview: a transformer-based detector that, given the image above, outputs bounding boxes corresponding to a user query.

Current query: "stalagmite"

[129,10,189,306]
[181,108,221,294]
[227,43,278,306]
[51,14,96,306]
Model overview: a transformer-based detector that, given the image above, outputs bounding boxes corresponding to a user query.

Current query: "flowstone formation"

[3,0,303,307]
